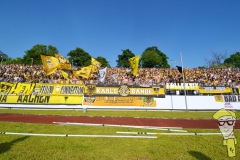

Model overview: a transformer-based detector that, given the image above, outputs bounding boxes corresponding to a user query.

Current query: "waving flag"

[54,53,72,70]
[128,55,140,76]
[176,66,186,79]
[73,66,92,79]
[98,67,107,83]
[91,57,101,72]
[41,55,59,75]
[59,70,69,79]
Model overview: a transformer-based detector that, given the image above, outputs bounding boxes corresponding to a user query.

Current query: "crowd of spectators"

[0,64,239,88]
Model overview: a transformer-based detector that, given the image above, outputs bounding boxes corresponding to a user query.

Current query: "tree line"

[0,44,239,68]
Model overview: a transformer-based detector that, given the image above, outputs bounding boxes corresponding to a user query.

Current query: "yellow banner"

[0,83,85,96]
[83,96,156,106]
[199,87,232,94]
[0,82,15,94]
[0,95,83,104]
[9,83,36,95]
[165,83,199,90]
[84,85,165,97]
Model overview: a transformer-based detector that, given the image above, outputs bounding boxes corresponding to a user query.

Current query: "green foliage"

[96,56,110,68]
[0,110,239,159]
[23,44,58,65]
[224,52,240,68]
[1,57,24,65]
[116,49,135,68]
[198,66,206,69]
[211,63,235,69]
[13,57,24,64]
[67,47,91,67]
[141,46,170,68]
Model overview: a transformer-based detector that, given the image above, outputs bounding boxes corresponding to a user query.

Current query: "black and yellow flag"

[176,66,186,80]
[128,55,140,76]
[40,55,59,75]
[54,53,72,70]
[73,66,92,79]
[59,70,69,79]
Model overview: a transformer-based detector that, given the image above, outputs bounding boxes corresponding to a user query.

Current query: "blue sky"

[1,0,240,68]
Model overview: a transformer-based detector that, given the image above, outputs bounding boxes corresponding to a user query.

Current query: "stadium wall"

[0,95,239,110]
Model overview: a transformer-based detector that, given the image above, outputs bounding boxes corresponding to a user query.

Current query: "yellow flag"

[91,57,101,72]
[54,53,72,70]
[128,55,140,76]
[88,64,97,73]
[40,55,59,75]
[59,70,69,79]
[73,66,91,79]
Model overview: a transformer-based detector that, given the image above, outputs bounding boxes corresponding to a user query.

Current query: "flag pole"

[180,53,188,111]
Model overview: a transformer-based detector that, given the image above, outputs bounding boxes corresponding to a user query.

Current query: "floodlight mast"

[180,53,188,111]
[170,60,176,68]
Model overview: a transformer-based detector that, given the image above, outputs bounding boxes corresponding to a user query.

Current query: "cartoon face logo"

[213,108,237,158]
[46,59,53,69]
[218,115,236,137]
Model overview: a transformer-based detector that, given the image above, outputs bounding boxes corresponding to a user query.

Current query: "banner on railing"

[214,95,240,109]
[0,82,84,96]
[0,82,84,104]
[0,95,83,104]
[199,86,232,94]
[36,83,84,96]
[83,96,156,106]
[214,95,240,103]
[84,85,165,97]
[165,83,199,90]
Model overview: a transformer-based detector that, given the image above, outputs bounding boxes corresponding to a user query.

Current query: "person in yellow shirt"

[213,108,237,158]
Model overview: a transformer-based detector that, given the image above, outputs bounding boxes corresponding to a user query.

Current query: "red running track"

[1,113,240,129]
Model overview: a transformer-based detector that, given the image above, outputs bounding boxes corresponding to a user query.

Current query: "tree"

[205,50,228,68]
[23,44,58,65]
[11,57,24,64]
[141,46,170,68]
[0,50,8,64]
[224,52,240,68]
[116,49,135,68]
[96,56,110,68]
[67,47,91,67]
